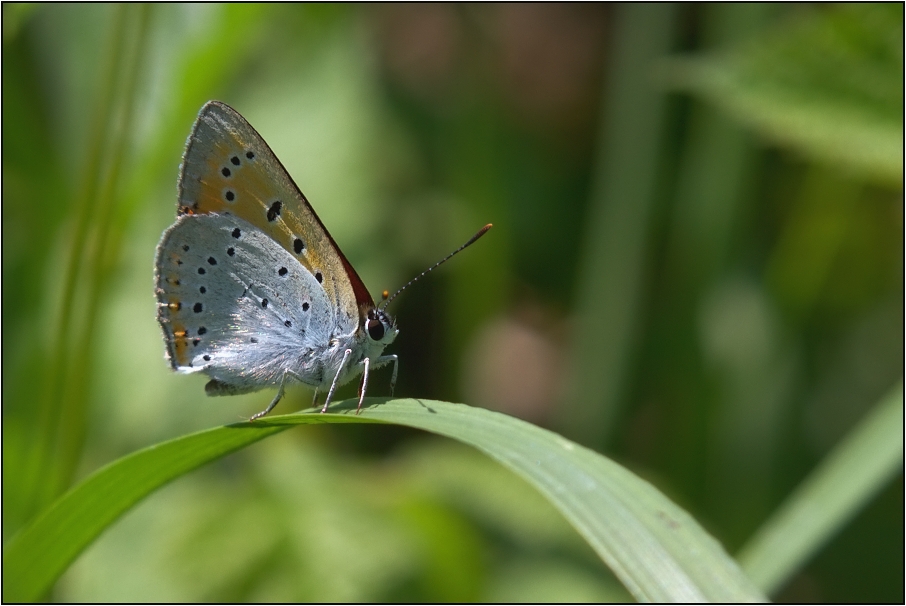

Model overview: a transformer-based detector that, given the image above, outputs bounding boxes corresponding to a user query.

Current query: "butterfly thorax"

[287,303,397,389]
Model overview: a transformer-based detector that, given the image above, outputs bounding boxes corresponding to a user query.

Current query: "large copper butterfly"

[155,101,490,419]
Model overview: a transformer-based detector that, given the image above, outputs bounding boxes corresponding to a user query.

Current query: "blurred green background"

[2,3,902,602]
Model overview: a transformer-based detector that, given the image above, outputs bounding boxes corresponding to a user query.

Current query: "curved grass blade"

[737,382,904,595]
[3,399,765,602]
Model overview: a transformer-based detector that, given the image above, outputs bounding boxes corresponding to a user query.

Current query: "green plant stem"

[562,3,678,449]
[27,5,150,517]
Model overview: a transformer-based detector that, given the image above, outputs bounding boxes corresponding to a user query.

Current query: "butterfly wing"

[177,100,374,330]
[155,213,334,388]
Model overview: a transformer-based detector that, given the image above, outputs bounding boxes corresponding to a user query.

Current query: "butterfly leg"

[355,357,372,415]
[322,348,353,413]
[371,354,399,396]
[311,387,320,408]
[249,371,288,421]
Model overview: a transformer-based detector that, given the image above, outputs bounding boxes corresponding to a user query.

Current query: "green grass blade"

[737,382,904,595]
[3,399,765,602]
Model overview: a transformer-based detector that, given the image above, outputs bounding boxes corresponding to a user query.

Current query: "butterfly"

[155,101,490,419]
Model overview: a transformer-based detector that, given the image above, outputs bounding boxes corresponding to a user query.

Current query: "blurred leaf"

[737,382,904,596]
[2,399,765,603]
[663,4,903,185]
[1,3,38,42]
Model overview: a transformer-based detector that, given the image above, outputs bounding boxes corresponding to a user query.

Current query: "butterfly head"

[365,306,398,346]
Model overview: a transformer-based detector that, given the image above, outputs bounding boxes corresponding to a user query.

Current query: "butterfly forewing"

[177,101,372,329]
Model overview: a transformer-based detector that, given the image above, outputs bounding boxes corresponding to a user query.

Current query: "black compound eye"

[367,318,384,341]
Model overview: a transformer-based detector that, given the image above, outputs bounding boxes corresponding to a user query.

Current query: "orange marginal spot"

[169,324,193,367]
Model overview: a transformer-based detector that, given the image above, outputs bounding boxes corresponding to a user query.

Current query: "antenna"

[380,223,493,310]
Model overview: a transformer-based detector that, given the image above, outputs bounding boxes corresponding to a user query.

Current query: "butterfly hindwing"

[155,213,336,390]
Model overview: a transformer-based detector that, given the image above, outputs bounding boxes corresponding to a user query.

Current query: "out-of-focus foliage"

[664,3,903,185]
[2,4,902,602]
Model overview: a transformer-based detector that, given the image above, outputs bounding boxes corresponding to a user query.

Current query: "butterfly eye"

[367,318,384,341]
